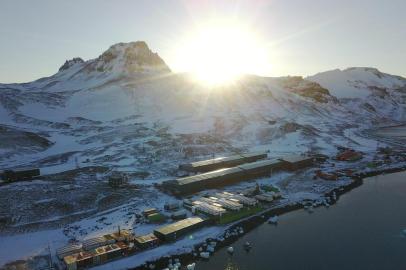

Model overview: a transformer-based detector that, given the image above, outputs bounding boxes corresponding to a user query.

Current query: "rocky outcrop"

[277,76,335,103]
[88,41,171,74]
[59,57,85,71]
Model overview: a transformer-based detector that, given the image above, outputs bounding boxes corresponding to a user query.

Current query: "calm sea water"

[196,171,406,270]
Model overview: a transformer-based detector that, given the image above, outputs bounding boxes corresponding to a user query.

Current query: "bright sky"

[0,0,405,83]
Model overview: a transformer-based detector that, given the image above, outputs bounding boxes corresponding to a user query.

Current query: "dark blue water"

[197,171,406,270]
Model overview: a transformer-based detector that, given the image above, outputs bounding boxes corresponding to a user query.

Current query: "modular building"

[91,243,123,265]
[179,151,268,173]
[82,235,114,251]
[57,243,83,259]
[153,217,207,242]
[164,202,180,211]
[199,197,243,211]
[164,159,285,195]
[191,201,227,217]
[255,194,274,202]
[103,243,123,261]
[215,192,258,206]
[278,155,314,171]
[171,209,187,220]
[208,197,243,211]
[143,208,158,217]
[134,233,159,249]
[109,229,132,242]
[75,252,93,269]
[64,255,77,270]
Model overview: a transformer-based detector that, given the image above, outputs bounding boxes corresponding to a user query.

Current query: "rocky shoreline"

[131,165,406,270]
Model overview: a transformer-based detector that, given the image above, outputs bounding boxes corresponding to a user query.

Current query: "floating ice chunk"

[227,246,234,254]
[268,215,279,224]
[244,241,252,250]
[187,263,196,270]
[206,245,215,253]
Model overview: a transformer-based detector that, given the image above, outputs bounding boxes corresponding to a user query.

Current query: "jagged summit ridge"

[58,57,85,72]
[307,67,406,99]
[93,41,171,73]
[57,41,170,77]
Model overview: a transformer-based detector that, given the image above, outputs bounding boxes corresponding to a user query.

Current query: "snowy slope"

[307,67,406,121]
[1,41,406,268]
[308,67,406,99]
[0,41,405,175]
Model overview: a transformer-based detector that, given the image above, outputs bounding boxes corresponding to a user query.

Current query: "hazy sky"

[1,0,405,83]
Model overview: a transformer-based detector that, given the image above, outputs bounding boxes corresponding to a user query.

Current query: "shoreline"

[130,165,406,270]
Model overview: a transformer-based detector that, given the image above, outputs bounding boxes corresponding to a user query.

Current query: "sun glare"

[173,22,270,86]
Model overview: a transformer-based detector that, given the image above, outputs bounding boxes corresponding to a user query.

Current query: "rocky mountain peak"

[58,57,85,72]
[94,41,171,73]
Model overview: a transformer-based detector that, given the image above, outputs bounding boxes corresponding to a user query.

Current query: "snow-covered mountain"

[0,41,405,176]
[308,67,406,121]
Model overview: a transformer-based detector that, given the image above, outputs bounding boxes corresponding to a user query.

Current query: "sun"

[173,22,270,86]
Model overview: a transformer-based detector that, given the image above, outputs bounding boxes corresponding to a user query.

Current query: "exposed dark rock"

[59,57,84,71]
[277,76,335,103]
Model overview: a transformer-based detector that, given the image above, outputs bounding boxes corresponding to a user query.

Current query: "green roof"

[154,217,205,236]
[176,159,283,186]
[237,159,283,170]
[176,167,241,185]
[185,151,267,168]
